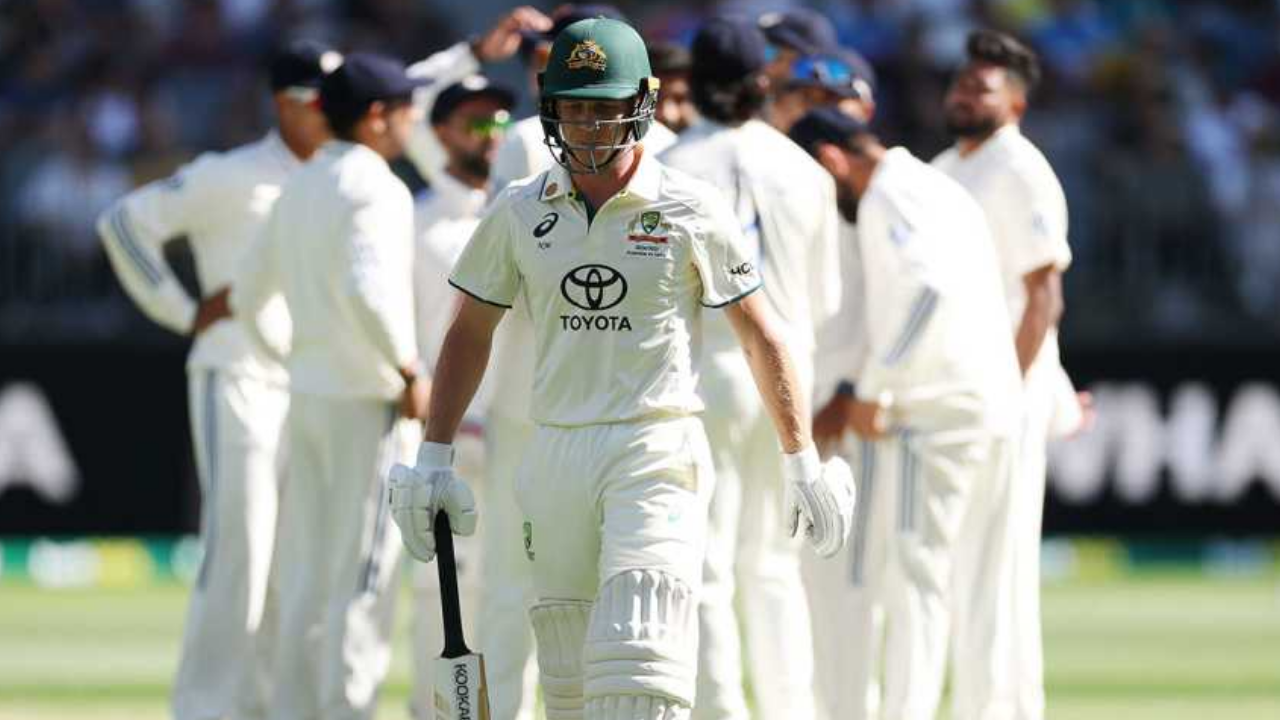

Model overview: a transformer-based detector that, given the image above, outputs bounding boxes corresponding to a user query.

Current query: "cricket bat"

[433,511,490,719]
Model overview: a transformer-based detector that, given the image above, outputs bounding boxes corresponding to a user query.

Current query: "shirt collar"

[538,147,664,204]
[957,122,1021,161]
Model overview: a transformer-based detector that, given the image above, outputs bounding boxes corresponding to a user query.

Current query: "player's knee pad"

[530,600,593,719]
[584,570,698,707]
[585,694,690,720]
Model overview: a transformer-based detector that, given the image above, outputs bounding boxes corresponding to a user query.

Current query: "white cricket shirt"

[931,124,1071,380]
[482,115,678,423]
[451,150,761,427]
[812,218,869,403]
[96,131,295,385]
[659,118,842,359]
[231,140,417,400]
[857,147,1021,436]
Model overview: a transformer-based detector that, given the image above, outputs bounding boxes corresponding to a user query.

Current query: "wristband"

[417,441,454,468]
[835,380,857,398]
[782,444,821,483]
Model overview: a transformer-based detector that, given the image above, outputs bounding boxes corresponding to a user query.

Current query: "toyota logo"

[561,264,628,311]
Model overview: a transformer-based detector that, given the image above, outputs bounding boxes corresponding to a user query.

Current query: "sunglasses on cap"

[466,110,513,136]
[790,54,865,98]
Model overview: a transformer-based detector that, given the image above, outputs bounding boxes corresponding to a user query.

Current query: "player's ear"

[367,101,388,134]
[815,142,849,179]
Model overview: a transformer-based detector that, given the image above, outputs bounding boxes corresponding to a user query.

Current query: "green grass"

[2,573,1278,719]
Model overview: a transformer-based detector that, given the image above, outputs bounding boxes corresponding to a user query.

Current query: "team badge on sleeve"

[566,40,608,71]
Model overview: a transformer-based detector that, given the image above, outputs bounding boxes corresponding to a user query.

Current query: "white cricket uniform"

[660,118,841,720]
[96,131,295,720]
[231,140,420,720]
[805,217,881,720]
[404,41,482,184]
[933,124,1072,720]
[450,150,759,720]
[846,148,1023,720]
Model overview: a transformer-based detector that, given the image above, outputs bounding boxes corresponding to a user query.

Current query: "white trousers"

[269,394,415,720]
[804,437,890,720]
[411,417,539,720]
[692,354,815,720]
[1010,383,1055,720]
[517,415,714,714]
[816,429,1008,720]
[174,370,288,720]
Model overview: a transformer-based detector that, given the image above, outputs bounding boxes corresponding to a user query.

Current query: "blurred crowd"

[3,0,1280,346]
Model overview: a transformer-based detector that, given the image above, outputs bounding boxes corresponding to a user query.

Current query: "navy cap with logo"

[691,17,770,86]
[787,106,872,158]
[269,39,342,92]
[430,75,515,125]
[320,52,427,120]
[758,8,837,55]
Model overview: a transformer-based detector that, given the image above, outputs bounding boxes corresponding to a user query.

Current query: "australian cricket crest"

[626,210,673,258]
[566,40,608,71]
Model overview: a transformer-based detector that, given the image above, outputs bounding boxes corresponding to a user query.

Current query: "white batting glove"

[388,441,478,563]
[785,444,857,558]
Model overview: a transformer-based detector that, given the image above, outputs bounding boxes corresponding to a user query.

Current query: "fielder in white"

[95,41,337,720]
[791,108,1023,720]
[388,19,855,720]
[804,65,882,720]
[229,53,429,720]
[407,75,519,720]
[932,30,1086,720]
[659,18,841,720]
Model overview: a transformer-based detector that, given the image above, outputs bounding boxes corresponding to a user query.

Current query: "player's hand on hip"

[388,441,478,563]
[784,445,857,558]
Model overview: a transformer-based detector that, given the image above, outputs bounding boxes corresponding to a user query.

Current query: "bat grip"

[434,510,471,658]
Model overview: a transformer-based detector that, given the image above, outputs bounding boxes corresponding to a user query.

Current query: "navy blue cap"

[788,106,871,158]
[269,39,342,91]
[430,75,515,125]
[320,52,426,118]
[691,17,770,86]
[758,8,837,55]
[790,49,877,98]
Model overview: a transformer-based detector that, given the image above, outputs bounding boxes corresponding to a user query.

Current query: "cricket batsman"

[932,30,1087,720]
[389,18,856,720]
[94,40,338,720]
[659,17,842,719]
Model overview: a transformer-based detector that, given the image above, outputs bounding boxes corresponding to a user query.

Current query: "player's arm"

[96,163,209,335]
[391,191,520,562]
[424,295,505,444]
[1015,264,1063,375]
[723,294,809,453]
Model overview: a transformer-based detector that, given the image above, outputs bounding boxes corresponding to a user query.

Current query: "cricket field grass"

[2,571,1278,719]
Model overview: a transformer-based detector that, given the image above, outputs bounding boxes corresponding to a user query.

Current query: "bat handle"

[434,510,471,658]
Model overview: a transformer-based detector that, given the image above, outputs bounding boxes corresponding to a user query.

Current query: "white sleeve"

[995,164,1071,278]
[96,160,214,334]
[449,193,521,307]
[855,194,941,400]
[691,190,763,308]
[346,188,419,370]
[405,42,482,183]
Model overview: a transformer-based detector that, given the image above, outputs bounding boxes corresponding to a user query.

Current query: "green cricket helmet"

[538,18,659,174]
